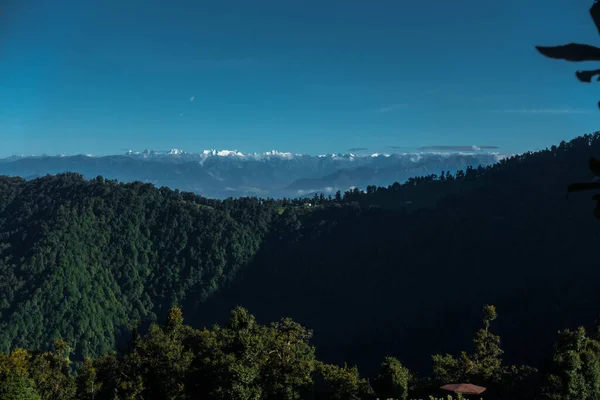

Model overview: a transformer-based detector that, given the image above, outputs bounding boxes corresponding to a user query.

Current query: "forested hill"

[0,174,283,358]
[192,132,600,376]
[1,132,600,379]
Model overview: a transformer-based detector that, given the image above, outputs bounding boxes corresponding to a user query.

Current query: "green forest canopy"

[2,133,600,398]
[3,304,597,400]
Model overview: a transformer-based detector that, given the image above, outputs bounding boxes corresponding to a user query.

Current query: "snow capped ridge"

[120,148,507,164]
[217,150,241,157]
[126,149,303,160]
[370,153,391,158]
[262,150,295,158]
[201,149,245,157]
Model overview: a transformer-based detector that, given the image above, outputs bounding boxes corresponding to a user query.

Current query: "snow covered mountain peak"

[131,147,504,161]
[125,149,304,160]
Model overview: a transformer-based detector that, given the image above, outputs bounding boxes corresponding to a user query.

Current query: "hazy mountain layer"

[0,150,506,198]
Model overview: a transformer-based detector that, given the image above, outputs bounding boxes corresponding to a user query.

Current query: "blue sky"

[1,0,599,157]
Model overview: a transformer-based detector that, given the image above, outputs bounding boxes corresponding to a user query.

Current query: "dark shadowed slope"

[192,133,600,376]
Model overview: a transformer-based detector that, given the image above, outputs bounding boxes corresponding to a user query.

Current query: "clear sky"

[1,0,599,157]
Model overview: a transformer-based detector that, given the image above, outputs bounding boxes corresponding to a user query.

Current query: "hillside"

[193,133,600,376]
[0,132,600,382]
[0,174,281,358]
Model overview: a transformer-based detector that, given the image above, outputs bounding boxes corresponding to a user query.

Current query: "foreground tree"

[0,305,546,399]
[0,349,40,400]
[373,356,412,400]
[75,358,101,400]
[536,1,600,109]
[537,1,600,218]
[28,340,77,400]
[431,305,538,399]
[118,307,194,400]
[185,306,316,400]
[312,361,375,400]
[431,305,503,385]
[541,327,600,400]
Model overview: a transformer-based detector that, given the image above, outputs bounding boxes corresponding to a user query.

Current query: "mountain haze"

[0,150,506,199]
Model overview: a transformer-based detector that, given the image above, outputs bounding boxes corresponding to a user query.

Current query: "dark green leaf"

[536,43,600,62]
[567,182,600,193]
[590,157,600,177]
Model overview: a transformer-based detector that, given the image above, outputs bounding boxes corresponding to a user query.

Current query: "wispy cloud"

[348,147,368,152]
[189,96,195,102]
[376,103,406,113]
[121,57,262,74]
[490,108,595,114]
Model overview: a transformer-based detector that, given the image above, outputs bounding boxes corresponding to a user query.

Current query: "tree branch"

[567,182,600,193]
[590,157,600,177]
[536,43,600,62]
[576,69,600,82]
[591,1,600,37]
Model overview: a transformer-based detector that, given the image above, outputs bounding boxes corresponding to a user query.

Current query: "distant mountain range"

[0,149,509,198]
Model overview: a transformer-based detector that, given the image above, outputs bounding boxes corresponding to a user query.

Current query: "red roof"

[440,383,487,395]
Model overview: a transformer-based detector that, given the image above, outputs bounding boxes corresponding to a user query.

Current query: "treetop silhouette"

[537,1,600,218]
[536,1,600,108]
